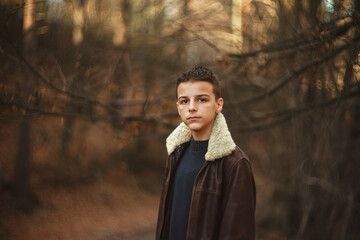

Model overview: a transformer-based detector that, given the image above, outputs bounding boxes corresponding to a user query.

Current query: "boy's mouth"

[188,116,201,120]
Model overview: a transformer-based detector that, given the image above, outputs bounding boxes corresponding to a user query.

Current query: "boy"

[156,66,256,240]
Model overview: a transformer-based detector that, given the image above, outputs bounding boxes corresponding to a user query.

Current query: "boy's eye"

[198,98,206,103]
[180,99,188,104]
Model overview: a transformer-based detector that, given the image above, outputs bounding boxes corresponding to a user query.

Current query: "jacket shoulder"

[226,146,250,163]
[218,146,251,174]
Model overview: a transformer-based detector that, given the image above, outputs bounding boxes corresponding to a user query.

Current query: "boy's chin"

[185,122,203,131]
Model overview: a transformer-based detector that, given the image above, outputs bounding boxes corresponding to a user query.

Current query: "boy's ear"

[216,98,224,113]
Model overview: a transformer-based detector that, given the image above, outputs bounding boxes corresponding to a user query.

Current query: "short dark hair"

[176,66,221,100]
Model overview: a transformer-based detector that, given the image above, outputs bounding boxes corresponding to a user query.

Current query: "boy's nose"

[189,100,197,111]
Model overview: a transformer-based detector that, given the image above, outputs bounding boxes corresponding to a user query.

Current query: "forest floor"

[0,169,160,240]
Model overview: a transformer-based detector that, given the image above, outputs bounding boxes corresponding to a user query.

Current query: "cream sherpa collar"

[166,113,236,161]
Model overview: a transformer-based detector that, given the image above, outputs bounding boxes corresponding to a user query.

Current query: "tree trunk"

[110,0,131,129]
[339,1,360,238]
[175,0,189,61]
[59,0,85,168]
[231,0,243,53]
[13,0,37,212]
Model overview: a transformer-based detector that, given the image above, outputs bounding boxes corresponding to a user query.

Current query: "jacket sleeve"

[156,155,171,240]
[218,158,256,240]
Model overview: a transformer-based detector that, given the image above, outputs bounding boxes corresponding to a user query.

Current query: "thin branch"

[228,18,354,59]
[250,87,360,122]
[179,23,221,53]
[304,177,359,212]
[0,99,177,129]
[296,197,313,240]
[55,59,67,91]
[236,41,354,105]
[232,88,360,132]
[3,42,126,114]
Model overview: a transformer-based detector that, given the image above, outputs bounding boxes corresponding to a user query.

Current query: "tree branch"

[232,88,360,132]
[228,18,354,59]
[0,42,141,115]
[0,99,177,129]
[235,41,354,105]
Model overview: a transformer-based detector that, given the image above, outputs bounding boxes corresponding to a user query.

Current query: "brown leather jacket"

[156,113,256,240]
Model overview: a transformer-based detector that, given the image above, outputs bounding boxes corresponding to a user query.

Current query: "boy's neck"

[191,130,211,141]
[191,117,216,141]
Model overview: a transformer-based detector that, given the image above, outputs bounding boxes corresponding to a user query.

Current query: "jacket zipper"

[185,160,209,240]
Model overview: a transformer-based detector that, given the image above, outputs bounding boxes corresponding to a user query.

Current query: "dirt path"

[1,173,160,240]
[85,230,155,240]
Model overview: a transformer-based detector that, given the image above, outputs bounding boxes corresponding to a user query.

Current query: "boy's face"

[176,81,223,140]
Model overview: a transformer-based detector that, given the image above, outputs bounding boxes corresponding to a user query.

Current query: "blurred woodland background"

[0,0,359,239]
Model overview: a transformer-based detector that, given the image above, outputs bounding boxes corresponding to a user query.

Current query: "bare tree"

[12,0,39,212]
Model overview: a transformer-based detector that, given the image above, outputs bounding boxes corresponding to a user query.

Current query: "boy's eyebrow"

[178,94,210,101]
[196,94,210,98]
[178,96,188,101]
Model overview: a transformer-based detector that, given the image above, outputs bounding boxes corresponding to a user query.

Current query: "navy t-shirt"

[169,139,208,240]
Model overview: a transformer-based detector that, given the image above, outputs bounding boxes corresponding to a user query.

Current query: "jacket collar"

[166,113,236,161]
